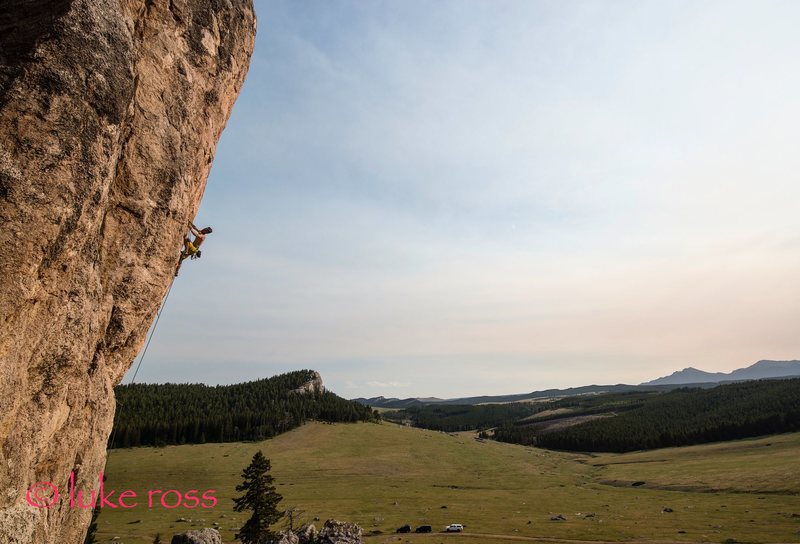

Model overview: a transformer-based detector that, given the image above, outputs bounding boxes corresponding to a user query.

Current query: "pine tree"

[233,451,284,544]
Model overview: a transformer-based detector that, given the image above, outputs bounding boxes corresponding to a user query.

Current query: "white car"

[445,523,464,532]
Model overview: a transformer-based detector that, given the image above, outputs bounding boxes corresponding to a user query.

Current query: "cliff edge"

[293,371,326,395]
[0,1,256,542]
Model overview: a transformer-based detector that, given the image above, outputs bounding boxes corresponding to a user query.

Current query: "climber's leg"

[175,238,191,276]
[175,255,186,276]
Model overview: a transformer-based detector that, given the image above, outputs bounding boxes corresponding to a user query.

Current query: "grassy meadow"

[96,422,800,544]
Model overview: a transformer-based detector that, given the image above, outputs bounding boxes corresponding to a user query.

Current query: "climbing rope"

[109,276,176,449]
[128,277,176,384]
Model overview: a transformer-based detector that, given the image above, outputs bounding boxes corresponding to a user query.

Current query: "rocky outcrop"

[0,1,255,543]
[297,523,318,543]
[266,520,361,544]
[171,528,223,544]
[317,519,363,544]
[293,371,326,395]
[270,531,300,544]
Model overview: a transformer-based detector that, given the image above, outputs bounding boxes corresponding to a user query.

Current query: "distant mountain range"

[641,359,800,385]
[353,360,800,408]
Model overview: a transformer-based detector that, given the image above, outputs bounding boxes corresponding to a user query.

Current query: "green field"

[589,433,800,494]
[97,422,800,544]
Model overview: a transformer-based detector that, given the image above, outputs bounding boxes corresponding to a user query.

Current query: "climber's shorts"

[183,241,198,257]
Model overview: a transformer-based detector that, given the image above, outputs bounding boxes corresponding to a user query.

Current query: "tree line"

[110,370,378,448]
[495,378,800,452]
[382,390,656,432]
[383,402,541,431]
[383,379,800,452]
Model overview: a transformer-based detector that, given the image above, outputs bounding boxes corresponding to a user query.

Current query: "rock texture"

[0,1,256,543]
[297,523,317,543]
[170,528,223,544]
[266,520,362,544]
[293,371,326,395]
[270,531,300,544]
[317,519,363,544]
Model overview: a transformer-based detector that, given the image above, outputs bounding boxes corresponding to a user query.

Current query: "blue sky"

[127,0,800,398]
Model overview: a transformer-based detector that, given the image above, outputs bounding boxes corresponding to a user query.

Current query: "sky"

[126,0,800,398]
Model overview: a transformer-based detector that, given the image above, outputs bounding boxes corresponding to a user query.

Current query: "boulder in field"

[317,519,363,544]
[171,528,222,544]
[297,523,317,543]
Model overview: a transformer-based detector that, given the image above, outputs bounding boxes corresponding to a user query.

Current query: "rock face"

[0,1,256,543]
[293,371,326,395]
[171,528,223,544]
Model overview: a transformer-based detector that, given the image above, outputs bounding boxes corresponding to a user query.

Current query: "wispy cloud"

[129,0,800,398]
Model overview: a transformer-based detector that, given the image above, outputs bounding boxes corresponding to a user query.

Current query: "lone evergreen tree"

[233,450,284,544]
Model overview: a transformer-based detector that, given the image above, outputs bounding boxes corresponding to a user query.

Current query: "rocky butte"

[0,0,256,542]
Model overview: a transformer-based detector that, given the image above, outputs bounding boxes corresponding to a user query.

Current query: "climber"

[175,221,212,276]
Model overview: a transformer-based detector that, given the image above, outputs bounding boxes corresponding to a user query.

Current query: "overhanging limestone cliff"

[0,1,256,542]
